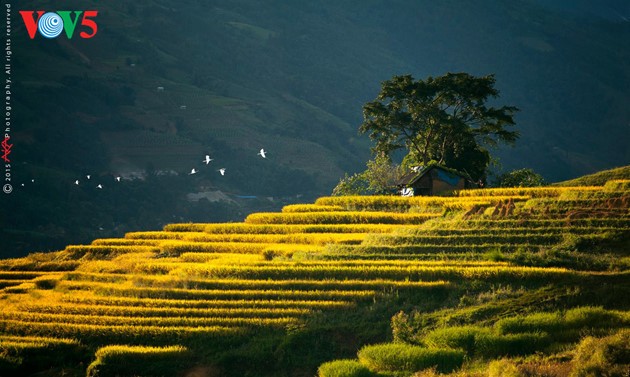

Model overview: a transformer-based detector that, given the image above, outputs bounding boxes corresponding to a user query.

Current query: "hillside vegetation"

[5,0,630,257]
[553,165,630,187]
[0,172,628,376]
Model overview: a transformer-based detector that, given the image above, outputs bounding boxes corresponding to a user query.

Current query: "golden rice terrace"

[1,177,628,377]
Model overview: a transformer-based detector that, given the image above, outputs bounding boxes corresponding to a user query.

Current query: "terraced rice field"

[0,179,628,376]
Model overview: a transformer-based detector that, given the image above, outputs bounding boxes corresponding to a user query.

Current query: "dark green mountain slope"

[2,0,629,256]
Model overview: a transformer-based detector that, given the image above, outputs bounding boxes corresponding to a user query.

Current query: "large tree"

[359,73,519,181]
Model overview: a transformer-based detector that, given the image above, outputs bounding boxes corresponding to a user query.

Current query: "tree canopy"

[359,73,519,181]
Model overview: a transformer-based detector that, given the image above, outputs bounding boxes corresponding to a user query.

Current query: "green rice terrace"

[1,169,629,377]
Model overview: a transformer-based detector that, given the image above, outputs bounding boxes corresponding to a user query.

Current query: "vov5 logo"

[19,11,98,39]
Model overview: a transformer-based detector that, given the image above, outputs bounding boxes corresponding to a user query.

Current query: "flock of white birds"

[68,148,268,190]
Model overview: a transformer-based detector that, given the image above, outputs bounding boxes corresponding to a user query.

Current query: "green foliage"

[570,329,630,377]
[318,359,375,377]
[332,154,403,196]
[86,345,192,377]
[357,343,465,373]
[553,166,630,187]
[487,359,522,377]
[359,73,518,181]
[332,172,371,196]
[494,307,629,339]
[496,168,545,187]
[422,325,491,355]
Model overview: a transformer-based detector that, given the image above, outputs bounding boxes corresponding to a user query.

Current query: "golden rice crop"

[177,252,264,264]
[0,319,241,343]
[314,195,530,212]
[0,279,30,288]
[390,226,608,236]
[0,271,46,279]
[93,344,188,358]
[0,335,80,346]
[124,231,191,240]
[559,189,629,200]
[362,233,562,246]
[159,241,270,255]
[162,223,209,232]
[19,303,312,318]
[455,186,601,198]
[181,232,367,245]
[423,218,630,229]
[91,238,161,246]
[245,211,439,225]
[55,281,378,301]
[87,344,191,377]
[65,245,159,260]
[203,223,402,234]
[61,295,354,310]
[260,245,325,260]
[64,272,129,283]
[522,198,622,209]
[281,204,346,213]
[175,262,571,282]
[126,274,451,291]
[326,244,549,256]
[0,311,300,328]
[603,179,630,191]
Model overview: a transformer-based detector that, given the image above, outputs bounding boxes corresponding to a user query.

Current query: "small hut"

[396,165,473,196]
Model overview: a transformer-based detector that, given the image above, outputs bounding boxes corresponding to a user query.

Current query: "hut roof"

[396,164,470,186]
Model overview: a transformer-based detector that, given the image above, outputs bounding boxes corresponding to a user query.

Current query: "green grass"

[553,166,630,186]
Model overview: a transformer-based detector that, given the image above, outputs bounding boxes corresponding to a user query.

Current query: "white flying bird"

[115,176,121,182]
[258,148,267,158]
[86,175,91,180]
[75,180,79,185]
[218,168,226,176]
[189,168,197,175]
[97,184,103,189]
[202,155,214,164]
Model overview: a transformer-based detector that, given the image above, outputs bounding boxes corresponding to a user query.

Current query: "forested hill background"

[2,0,629,257]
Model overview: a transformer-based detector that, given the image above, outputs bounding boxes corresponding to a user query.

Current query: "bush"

[570,329,630,377]
[423,325,549,358]
[475,332,550,358]
[357,343,464,374]
[487,359,523,377]
[494,307,628,340]
[423,325,491,356]
[86,345,191,377]
[318,359,375,377]
[496,168,545,188]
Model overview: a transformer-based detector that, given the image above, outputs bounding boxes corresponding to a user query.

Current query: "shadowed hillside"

[2,0,629,256]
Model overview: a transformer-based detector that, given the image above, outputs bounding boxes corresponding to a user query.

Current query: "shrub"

[283,204,346,213]
[357,343,464,373]
[487,359,523,377]
[423,326,492,355]
[570,329,630,377]
[494,307,628,340]
[318,359,374,377]
[495,312,562,335]
[475,332,550,358]
[496,168,545,188]
[86,345,191,377]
